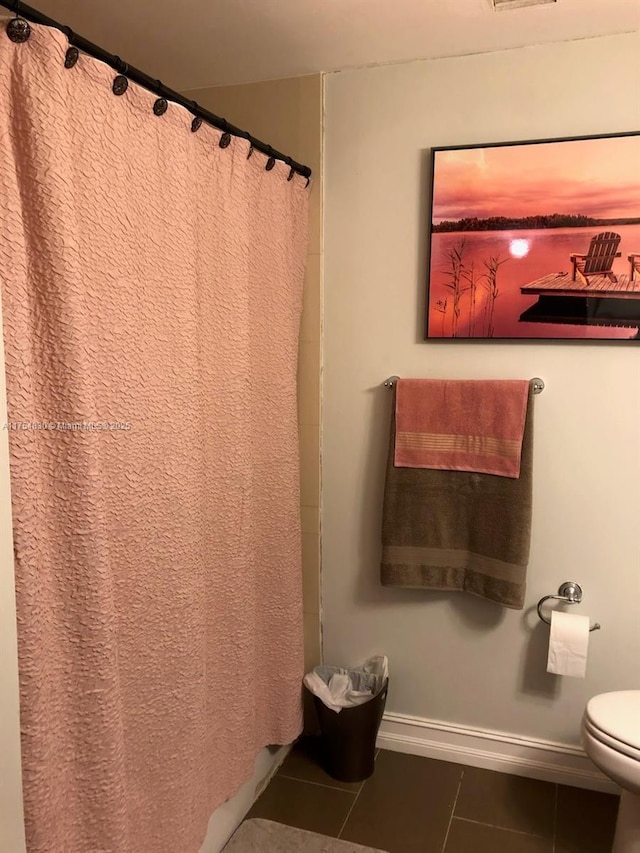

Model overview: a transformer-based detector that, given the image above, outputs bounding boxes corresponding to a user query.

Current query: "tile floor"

[246,738,619,852]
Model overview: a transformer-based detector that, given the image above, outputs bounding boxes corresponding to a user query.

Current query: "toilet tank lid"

[586,691,640,750]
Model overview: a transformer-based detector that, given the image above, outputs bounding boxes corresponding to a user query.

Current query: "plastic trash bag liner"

[303,655,389,713]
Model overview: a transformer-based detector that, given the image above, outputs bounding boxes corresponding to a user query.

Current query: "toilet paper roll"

[546,610,590,678]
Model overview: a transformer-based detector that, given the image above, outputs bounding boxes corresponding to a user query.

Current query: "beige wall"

[323,33,640,747]
[183,76,323,675]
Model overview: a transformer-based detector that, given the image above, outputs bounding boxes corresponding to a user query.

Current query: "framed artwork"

[425,132,640,341]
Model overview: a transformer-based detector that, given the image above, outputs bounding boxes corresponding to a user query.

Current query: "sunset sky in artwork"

[432,135,640,223]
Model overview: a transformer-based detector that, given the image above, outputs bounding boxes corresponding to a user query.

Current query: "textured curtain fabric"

[0,23,308,853]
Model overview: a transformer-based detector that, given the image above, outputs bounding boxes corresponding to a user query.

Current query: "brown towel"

[381,387,534,610]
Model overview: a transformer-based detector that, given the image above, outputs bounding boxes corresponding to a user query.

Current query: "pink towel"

[394,379,530,478]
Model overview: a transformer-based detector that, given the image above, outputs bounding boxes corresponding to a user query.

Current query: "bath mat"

[224,818,389,852]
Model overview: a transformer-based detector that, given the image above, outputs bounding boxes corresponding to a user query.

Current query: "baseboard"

[254,743,292,799]
[377,712,618,793]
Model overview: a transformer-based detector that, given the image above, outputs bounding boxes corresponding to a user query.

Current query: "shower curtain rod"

[0,0,312,181]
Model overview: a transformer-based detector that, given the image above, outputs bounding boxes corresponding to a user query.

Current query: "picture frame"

[425,131,640,341]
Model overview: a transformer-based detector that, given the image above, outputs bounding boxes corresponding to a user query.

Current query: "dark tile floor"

[246,737,619,852]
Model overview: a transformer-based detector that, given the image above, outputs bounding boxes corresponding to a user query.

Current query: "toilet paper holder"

[537,582,601,632]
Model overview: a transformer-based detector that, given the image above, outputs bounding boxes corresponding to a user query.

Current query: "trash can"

[306,676,389,783]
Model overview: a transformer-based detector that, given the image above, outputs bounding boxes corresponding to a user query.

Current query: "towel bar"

[383,376,545,393]
[537,582,601,632]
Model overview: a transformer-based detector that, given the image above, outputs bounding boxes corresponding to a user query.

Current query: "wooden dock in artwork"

[519,272,640,327]
[521,271,640,300]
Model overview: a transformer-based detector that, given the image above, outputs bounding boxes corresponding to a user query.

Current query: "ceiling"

[10,0,640,90]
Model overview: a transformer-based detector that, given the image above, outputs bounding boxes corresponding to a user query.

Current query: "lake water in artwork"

[427,224,640,340]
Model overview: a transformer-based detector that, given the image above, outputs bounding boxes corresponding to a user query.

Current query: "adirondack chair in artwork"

[628,253,640,282]
[570,231,621,285]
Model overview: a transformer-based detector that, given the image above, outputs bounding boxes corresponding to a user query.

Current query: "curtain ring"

[219,132,231,149]
[191,116,203,133]
[112,75,128,96]
[153,98,168,116]
[64,46,79,68]
[265,157,276,171]
[6,17,31,42]
[246,146,254,160]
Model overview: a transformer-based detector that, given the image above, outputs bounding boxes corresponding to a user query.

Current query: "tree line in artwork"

[433,238,507,338]
[432,214,640,233]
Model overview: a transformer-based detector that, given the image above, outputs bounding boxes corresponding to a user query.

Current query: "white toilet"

[582,690,640,853]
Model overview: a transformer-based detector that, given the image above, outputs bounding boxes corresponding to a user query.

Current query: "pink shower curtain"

[0,22,308,853]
